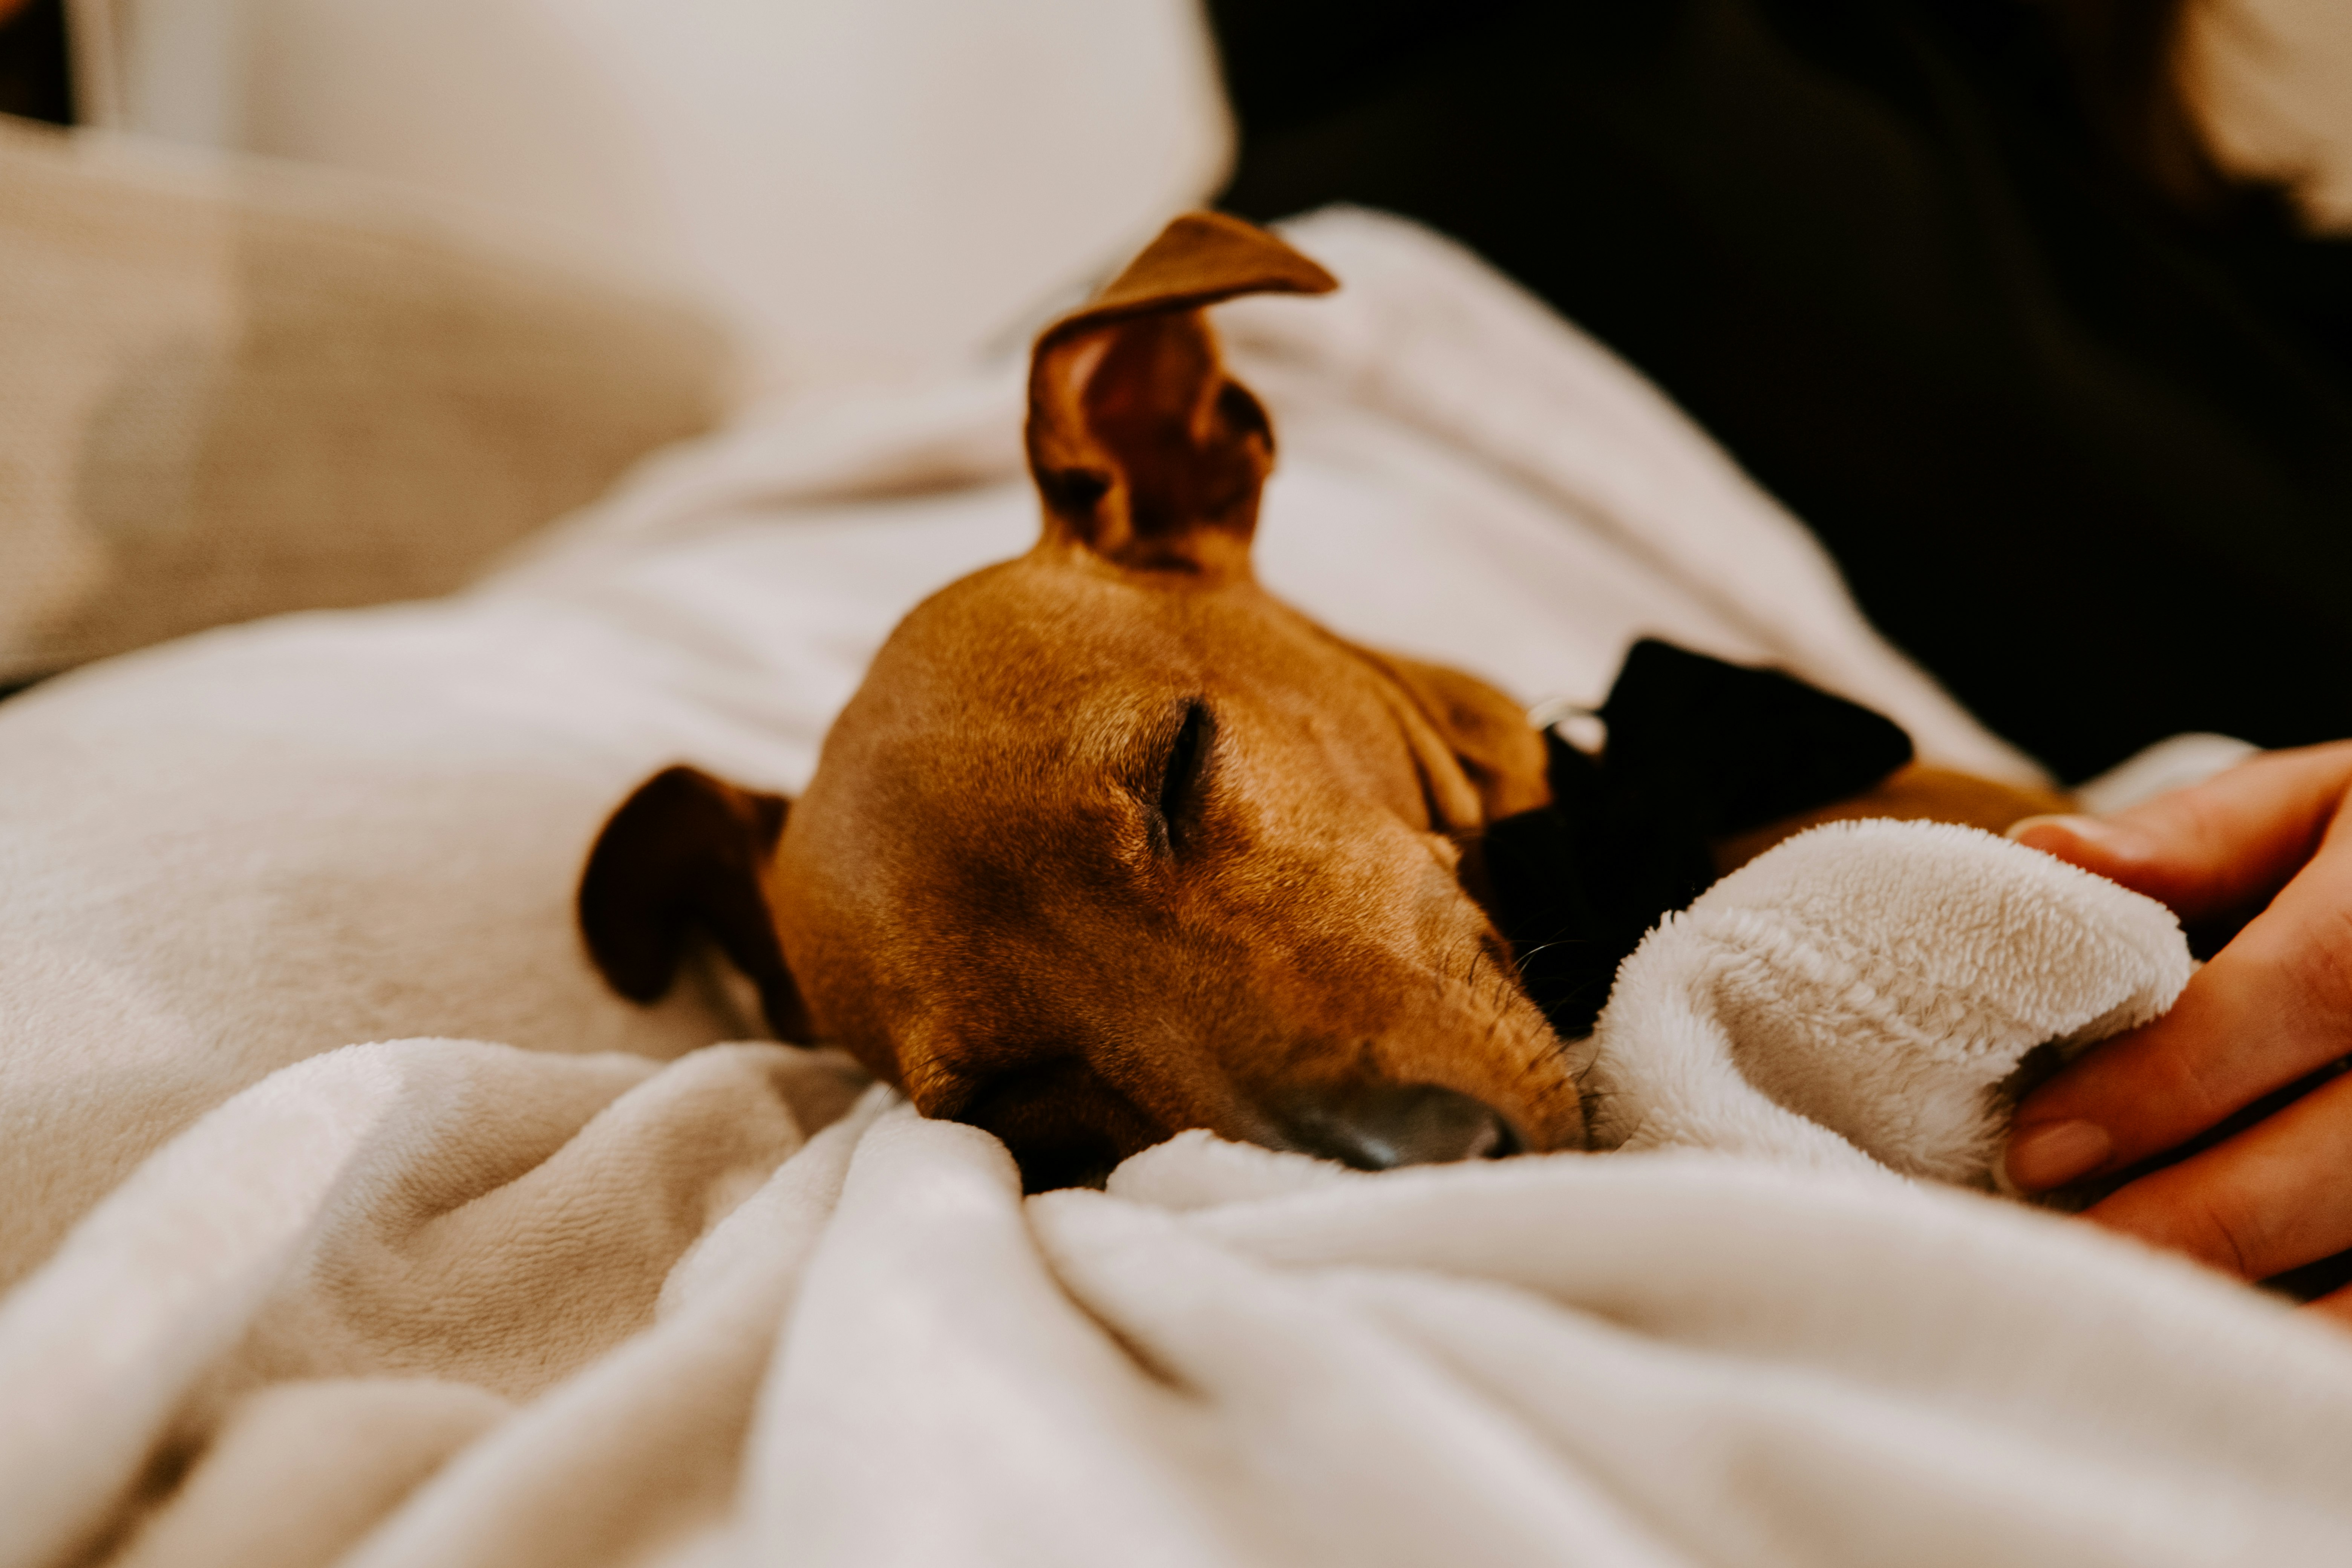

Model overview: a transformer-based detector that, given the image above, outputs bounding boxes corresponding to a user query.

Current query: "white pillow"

[72,0,1235,391]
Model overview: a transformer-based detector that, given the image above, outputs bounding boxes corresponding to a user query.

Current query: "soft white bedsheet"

[4,210,2346,1568]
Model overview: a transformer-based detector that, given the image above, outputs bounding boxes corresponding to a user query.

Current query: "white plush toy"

[1585,817,2195,1186]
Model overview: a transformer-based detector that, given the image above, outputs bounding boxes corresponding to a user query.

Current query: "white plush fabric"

[6,209,2347,1567]
[1589,819,2195,1184]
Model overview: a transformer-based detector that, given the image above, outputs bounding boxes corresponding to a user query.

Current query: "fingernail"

[2004,1119,2112,1191]
[2006,814,2141,859]
[2005,812,2093,847]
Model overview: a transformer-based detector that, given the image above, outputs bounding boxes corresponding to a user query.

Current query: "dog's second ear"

[578,765,813,1041]
[1027,211,1336,580]
[1356,648,1555,827]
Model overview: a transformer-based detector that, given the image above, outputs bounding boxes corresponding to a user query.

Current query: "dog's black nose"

[1280,1083,1522,1171]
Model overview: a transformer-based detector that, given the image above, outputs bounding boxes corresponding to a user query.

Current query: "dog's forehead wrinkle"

[879,567,1192,694]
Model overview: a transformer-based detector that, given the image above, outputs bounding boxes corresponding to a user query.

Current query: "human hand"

[2003,741,2352,1323]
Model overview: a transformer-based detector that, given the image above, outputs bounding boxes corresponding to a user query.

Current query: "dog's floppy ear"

[577,765,814,1042]
[1355,648,1554,826]
[1026,211,1337,580]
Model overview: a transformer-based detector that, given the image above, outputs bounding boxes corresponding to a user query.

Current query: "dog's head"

[581,214,1581,1188]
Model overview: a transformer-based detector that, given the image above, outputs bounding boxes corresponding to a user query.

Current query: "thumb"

[2007,743,2352,923]
[2005,813,2172,898]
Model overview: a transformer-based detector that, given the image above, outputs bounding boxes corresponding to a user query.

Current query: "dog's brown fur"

[580,213,2062,1189]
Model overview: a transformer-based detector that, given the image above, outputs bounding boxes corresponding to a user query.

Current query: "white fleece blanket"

[4,210,2349,1567]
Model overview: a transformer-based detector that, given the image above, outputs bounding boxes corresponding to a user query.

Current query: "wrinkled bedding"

[4,209,2348,1568]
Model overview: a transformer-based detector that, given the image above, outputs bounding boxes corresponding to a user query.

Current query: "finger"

[2078,1067,2352,1282]
[2007,740,2352,924]
[2006,808,2352,1188]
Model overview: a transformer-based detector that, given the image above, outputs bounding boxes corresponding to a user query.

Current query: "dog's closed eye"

[1154,700,1216,856]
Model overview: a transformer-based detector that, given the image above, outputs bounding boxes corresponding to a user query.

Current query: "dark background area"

[0,0,71,125]
[1208,0,2352,782]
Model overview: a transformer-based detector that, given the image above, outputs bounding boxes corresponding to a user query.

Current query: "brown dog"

[579,213,2061,1189]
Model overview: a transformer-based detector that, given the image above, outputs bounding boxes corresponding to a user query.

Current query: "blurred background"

[1,0,2348,779]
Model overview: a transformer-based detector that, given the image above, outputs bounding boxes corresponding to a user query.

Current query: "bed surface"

[3,210,2349,1568]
